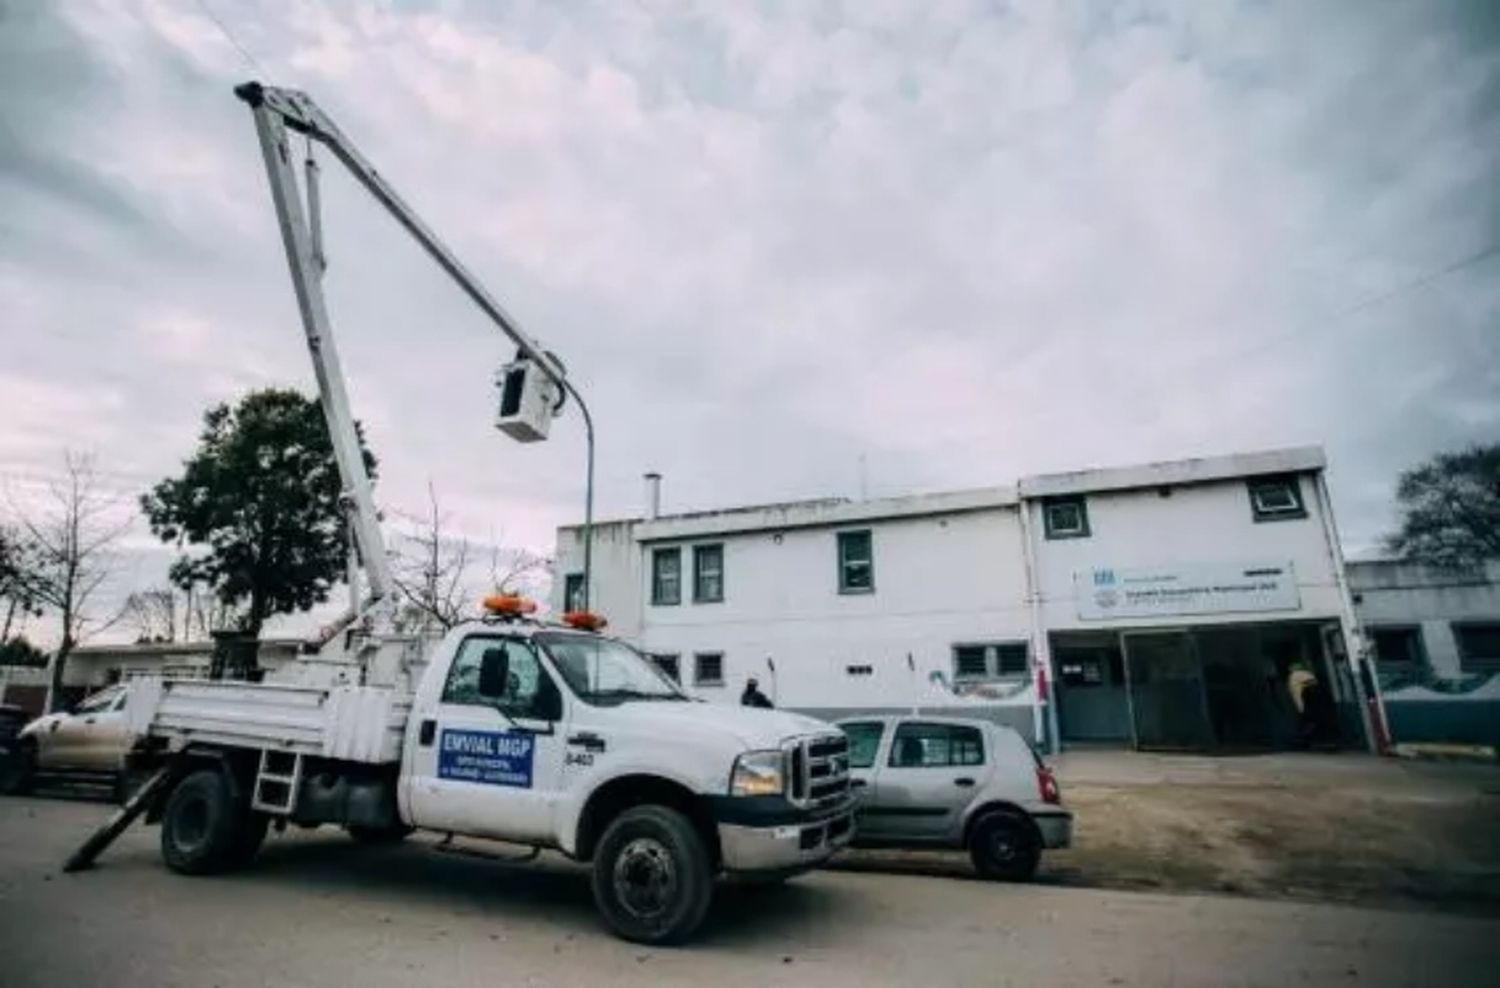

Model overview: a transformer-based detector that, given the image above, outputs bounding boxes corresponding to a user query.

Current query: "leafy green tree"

[141,389,377,656]
[1385,443,1500,569]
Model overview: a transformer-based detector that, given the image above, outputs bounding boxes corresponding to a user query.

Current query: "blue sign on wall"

[437,728,535,788]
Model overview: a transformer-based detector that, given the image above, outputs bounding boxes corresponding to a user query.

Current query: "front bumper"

[1033,809,1073,849]
[710,796,856,873]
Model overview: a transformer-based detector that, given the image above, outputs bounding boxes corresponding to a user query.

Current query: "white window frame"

[1043,497,1089,539]
[1248,476,1307,522]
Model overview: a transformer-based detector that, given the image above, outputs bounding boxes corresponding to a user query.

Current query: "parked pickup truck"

[120,614,854,943]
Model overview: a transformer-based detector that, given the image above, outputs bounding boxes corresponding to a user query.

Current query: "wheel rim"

[989,826,1019,863]
[612,836,678,920]
[174,795,210,852]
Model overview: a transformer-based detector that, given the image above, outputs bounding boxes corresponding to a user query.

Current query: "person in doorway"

[1286,661,1319,747]
[740,677,773,709]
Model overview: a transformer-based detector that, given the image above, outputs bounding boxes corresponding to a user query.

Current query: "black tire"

[347,824,413,845]
[0,743,35,796]
[160,768,253,875]
[590,805,713,945]
[968,813,1041,882]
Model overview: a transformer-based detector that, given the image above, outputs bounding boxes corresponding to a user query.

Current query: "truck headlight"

[729,749,786,797]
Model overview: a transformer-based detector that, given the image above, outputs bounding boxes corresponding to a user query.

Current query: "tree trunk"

[48,634,75,713]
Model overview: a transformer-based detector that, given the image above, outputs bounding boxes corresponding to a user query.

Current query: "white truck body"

[120,619,855,942]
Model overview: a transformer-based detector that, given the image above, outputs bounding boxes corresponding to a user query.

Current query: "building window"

[1453,622,1500,673]
[953,642,1029,681]
[651,548,681,606]
[889,722,985,768]
[838,530,874,594]
[563,573,585,613]
[1043,496,1089,539]
[693,652,724,686]
[1370,627,1423,666]
[1247,475,1307,522]
[693,544,724,603]
[649,653,681,684]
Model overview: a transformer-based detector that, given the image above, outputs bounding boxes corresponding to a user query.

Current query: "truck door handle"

[954,777,976,788]
[567,732,606,752]
[418,719,436,746]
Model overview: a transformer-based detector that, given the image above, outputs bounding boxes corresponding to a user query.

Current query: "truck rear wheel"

[590,805,713,945]
[161,768,255,875]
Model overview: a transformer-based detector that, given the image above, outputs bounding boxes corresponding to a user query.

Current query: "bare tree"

[16,453,131,710]
[116,587,179,643]
[391,483,476,632]
[488,541,549,600]
[390,483,549,632]
[183,580,242,640]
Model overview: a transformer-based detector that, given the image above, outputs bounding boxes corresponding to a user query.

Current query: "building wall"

[637,507,1034,714]
[1350,560,1500,747]
[553,519,646,641]
[1031,474,1346,634]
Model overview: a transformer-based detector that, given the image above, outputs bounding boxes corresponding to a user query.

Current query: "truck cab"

[401,619,855,880]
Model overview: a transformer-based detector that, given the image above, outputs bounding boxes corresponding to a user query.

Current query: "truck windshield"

[538,633,687,706]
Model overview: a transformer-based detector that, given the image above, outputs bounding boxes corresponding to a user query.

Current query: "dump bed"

[125,677,411,765]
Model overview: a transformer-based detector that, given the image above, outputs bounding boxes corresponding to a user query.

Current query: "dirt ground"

[836,751,1500,914]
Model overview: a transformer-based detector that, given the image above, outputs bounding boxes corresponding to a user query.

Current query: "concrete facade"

[555,446,1381,752]
[1350,559,1500,746]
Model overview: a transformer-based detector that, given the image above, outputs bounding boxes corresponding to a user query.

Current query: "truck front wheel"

[161,768,255,875]
[590,805,713,945]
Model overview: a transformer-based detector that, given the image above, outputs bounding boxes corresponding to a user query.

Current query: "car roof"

[833,713,1020,735]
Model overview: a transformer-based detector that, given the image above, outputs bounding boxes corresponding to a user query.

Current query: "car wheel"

[347,824,414,844]
[0,742,35,796]
[590,805,713,945]
[968,813,1041,882]
[160,768,254,875]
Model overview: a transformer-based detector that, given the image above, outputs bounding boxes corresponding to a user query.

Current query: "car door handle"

[567,732,606,752]
[850,779,869,789]
[954,777,976,788]
[418,719,436,747]
[83,717,97,725]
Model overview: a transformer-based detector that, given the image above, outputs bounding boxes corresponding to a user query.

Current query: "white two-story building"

[554,446,1384,753]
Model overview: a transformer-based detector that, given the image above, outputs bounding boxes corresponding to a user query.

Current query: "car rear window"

[889,722,984,768]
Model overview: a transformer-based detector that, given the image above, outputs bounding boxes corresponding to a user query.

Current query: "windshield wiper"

[582,688,687,703]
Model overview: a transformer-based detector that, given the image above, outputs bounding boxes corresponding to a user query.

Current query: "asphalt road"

[2,795,1496,987]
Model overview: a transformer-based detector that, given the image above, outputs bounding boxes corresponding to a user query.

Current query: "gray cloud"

[1,0,1496,645]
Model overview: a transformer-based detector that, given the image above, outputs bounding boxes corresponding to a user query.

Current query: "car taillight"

[1037,765,1061,805]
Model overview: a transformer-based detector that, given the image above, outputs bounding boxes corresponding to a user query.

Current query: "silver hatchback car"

[836,715,1072,881]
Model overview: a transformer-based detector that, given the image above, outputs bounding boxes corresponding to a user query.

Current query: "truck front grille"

[786,732,850,810]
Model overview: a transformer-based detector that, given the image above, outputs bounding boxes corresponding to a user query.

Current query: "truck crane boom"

[234,81,595,628]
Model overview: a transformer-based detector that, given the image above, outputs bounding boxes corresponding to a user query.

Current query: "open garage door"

[1122,632,1214,750]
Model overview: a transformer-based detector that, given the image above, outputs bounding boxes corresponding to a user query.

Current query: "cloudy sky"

[2,0,1497,637]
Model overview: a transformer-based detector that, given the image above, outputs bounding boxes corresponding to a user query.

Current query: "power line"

[192,0,266,76]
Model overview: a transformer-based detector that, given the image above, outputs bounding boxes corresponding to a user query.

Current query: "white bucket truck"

[63,82,853,945]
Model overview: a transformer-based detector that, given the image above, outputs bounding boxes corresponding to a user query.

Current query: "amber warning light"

[483,594,537,616]
[561,611,608,632]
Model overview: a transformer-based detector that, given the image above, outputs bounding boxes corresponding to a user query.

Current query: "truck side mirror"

[478,648,510,699]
